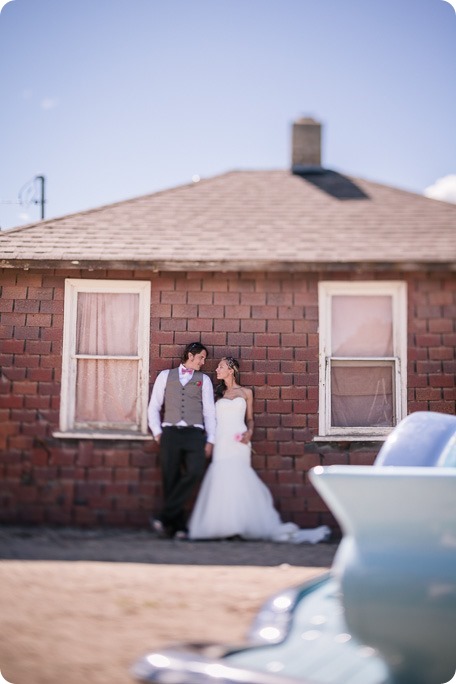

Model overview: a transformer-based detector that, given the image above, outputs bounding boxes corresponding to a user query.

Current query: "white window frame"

[317,281,407,440]
[56,278,151,440]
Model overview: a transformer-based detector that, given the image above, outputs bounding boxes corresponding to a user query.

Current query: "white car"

[132,411,456,684]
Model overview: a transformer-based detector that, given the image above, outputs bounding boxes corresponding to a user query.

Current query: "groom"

[147,341,216,539]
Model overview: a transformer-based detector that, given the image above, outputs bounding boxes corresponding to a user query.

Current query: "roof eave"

[1,258,455,273]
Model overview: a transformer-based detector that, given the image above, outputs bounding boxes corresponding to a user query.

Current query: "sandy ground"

[0,526,338,684]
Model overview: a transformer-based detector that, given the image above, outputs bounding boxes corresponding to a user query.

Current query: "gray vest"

[164,368,204,426]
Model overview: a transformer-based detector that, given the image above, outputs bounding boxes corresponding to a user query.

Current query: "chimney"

[291,117,322,173]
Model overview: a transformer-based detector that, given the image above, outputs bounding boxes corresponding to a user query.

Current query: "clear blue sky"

[1,0,455,230]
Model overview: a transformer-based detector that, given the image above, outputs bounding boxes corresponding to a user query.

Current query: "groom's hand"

[205,442,213,459]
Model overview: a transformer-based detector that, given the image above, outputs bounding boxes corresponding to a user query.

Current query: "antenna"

[18,175,46,220]
[35,175,45,220]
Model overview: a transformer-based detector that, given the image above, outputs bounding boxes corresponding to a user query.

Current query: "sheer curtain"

[75,292,139,427]
[331,295,394,428]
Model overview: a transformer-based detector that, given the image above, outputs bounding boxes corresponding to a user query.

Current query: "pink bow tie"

[181,368,193,374]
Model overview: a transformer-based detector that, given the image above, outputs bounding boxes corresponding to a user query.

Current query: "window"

[58,279,151,438]
[318,281,407,439]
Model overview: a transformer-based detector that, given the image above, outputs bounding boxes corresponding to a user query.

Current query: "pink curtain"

[75,292,140,427]
[331,365,394,427]
[331,295,394,427]
[331,295,393,356]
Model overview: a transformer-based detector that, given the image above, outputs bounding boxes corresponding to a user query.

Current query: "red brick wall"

[1,268,455,528]
[408,276,456,414]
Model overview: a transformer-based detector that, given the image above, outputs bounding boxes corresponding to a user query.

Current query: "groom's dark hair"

[181,341,209,362]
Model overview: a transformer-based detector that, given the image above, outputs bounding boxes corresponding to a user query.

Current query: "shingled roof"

[1,168,455,272]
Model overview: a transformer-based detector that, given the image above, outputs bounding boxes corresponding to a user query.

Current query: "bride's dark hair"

[215,356,240,400]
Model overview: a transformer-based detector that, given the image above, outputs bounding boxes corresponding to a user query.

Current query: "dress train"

[188,397,331,544]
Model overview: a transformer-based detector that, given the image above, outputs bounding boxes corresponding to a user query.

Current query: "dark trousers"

[159,426,207,534]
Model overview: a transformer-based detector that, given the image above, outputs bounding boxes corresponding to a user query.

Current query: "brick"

[407,401,429,412]
[152,303,172,317]
[203,278,228,292]
[9,435,34,450]
[254,361,280,373]
[40,299,65,314]
[407,374,428,388]
[429,318,453,333]
[0,324,13,338]
[429,347,454,360]
[214,318,240,332]
[160,318,187,331]
[240,292,266,305]
[27,286,55,300]
[277,469,304,484]
[114,468,140,482]
[408,347,428,361]
[416,334,442,347]
[443,361,456,373]
[160,291,187,304]
[295,454,320,470]
[214,292,239,305]
[266,293,293,305]
[1,286,27,299]
[176,278,201,292]
[14,326,40,340]
[41,327,63,342]
[189,318,213,332]
[278,442,305,456]
[0,395,24,409]
[267,319,292,333]
[87,467,113,481]
[416,361,442,374]
[28,368,54,382]
[266,400,292,413]
[191,293,214,307]
[416,305,443,319]
[15,355,40,369]
[254,333,280,347]
[1,368,26,381]
[429,401,455,414]
[196,304,223,317]
[254,386,280,399]
[429,374,454,388]
[25,340,52,354]
[241,319,266,332]
[103,451,131,467]
[281,414,307,428]
[429,291,454,305]
[25,313,52,328]
[443,333,456,346]
[227,332,254,346]
[266,373,294,386]
[293,292,317,305]
[251,305,278,319]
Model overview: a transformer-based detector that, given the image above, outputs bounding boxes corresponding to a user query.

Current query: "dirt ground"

[0,526,338,684]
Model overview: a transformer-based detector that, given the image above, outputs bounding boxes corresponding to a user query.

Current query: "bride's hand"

[236,430,251,445]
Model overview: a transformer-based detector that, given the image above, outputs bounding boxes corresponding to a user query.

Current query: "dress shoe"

[150,517,167,538]
[174,530,188,541]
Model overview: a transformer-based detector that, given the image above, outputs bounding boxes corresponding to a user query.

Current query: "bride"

[188,356,331,544]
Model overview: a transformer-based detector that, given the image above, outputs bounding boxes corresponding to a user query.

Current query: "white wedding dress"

[188,397,331,543]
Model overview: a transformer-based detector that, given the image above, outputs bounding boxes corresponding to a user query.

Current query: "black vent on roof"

[294,169,370,200]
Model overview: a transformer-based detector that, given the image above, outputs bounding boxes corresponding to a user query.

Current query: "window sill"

[52,431,153,441]
[313,435,387,443]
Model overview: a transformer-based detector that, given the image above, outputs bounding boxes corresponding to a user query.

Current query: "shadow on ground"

[0,525,339,567]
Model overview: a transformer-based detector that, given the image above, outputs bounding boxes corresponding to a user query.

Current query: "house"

[1,118,455,529]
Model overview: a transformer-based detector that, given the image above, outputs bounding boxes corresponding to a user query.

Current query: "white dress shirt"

[147,365,216,443]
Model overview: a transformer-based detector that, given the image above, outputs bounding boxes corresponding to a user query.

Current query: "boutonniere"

[196,380,202,387]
